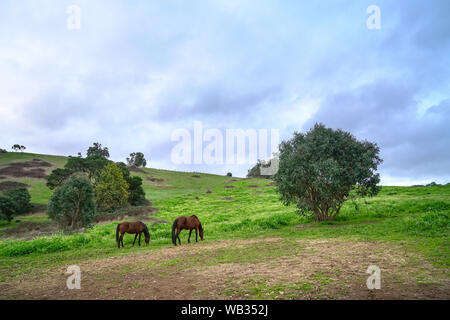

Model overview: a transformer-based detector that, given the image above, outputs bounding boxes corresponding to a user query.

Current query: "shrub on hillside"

[0,196,16,222]
[227,172,232,177]
[0,148,7,153]
[94,162,129,211]
[127,176,147,205]
[2,187,31,215]
[47,174,96,228]
[117,163,147,206]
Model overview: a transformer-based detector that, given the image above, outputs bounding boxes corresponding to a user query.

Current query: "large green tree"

[275,123,382,221]
[47,174,96,228]
[94,162,129,211]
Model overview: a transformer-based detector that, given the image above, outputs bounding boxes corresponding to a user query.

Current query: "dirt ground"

[1,238,448,300]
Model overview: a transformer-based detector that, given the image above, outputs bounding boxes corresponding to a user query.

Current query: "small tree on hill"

[126,152,147,167]
[87,142,110,159]
[275,123,382,221]
[0,148,7,154]
[47,174,96,228]
[11,144,26,152]
[94,162,129,211]
[0,196,16,222]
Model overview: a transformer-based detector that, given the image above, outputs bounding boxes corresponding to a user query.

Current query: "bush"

[94,162,129,211]
[127,176,147,205]
[0,148,7,153]
[47,174,96,228]
[227,172,232,177]
[0,196,16,222]
[2,187,31,214]
[116,163,147,206]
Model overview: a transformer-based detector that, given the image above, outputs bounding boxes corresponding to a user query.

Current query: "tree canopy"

[47,174,96,228]
[274,123,382,221]
[86,142,110,159]
[94,162,129,211]
[126,152,147,167]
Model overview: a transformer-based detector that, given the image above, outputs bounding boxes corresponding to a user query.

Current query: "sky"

[0,0,449,184]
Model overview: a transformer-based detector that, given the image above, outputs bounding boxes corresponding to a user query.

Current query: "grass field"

[0,152,449,299]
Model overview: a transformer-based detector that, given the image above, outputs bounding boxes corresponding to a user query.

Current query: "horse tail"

[116,223,121,246]
[171,218,179,246]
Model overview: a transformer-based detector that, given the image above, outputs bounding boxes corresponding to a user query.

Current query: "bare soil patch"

[0,159,51,179]
[265,182,276,187]
[247,185,259,188]
[128,167,147,174]
[1,238,448,300]
[224,186,235,189]
[253,191,263,194]
[0,181,30,191]
[191,175,201,178]
[0,221,61,240]
[220,197,234,201]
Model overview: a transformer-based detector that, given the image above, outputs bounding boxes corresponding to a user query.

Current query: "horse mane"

[191,215,203,232]
[142,222,150,238]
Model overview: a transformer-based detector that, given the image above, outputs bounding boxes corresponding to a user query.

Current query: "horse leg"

[188,229,192,243]
[138,233,142,246]
[195,228,198,242]
[120,233,125,248]
[177,229,181,245]
[132,234,138,246]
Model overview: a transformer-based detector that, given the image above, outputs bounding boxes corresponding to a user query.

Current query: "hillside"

[0,152,449,299]
[0,152,233,204]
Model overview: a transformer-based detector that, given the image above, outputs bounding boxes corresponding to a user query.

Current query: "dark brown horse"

[171,215,204,246]
[116,221,150,248]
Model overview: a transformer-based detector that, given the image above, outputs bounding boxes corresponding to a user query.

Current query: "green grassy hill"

[0,152,232,204]
[0,152,449,284]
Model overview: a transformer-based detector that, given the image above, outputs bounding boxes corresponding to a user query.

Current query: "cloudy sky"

[1,0,449,184]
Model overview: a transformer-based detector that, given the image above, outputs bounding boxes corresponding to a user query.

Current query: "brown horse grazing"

[116,221,150,248]
[171,215,204,246]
